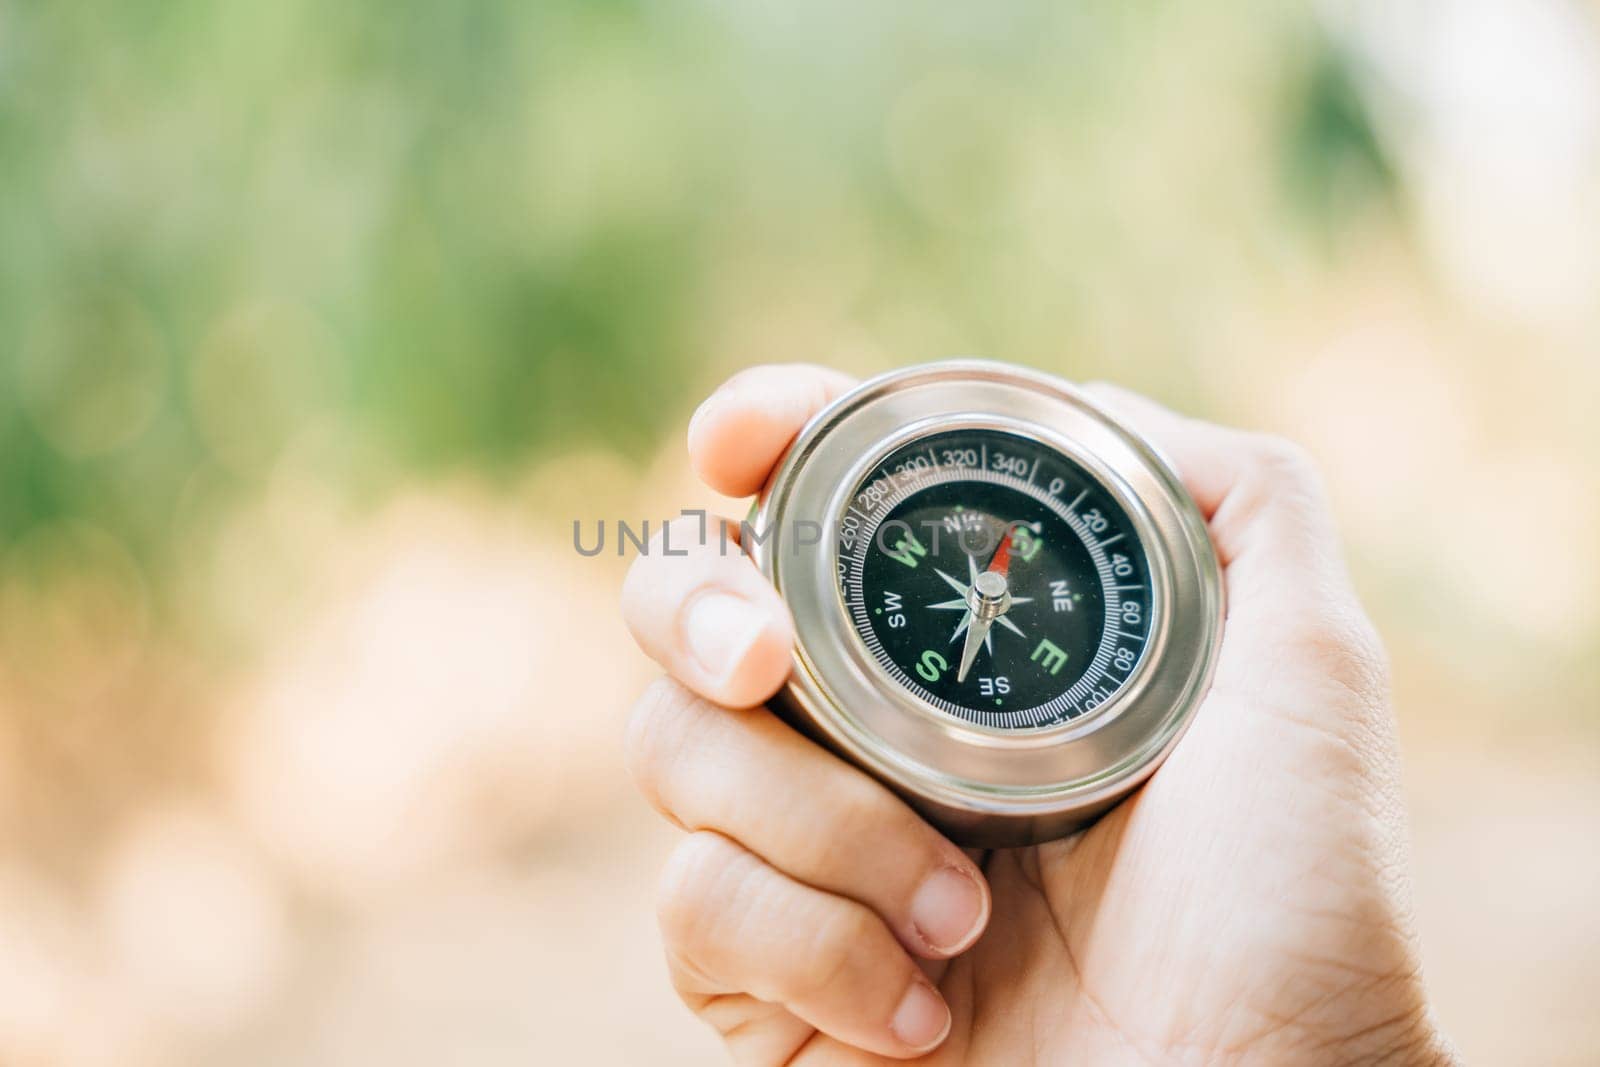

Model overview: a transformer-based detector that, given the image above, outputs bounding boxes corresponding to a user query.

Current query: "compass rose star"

[928,565,1029,641]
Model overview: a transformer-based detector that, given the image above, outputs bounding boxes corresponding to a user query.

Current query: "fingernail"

[686,390,728,444]
[682,591,765,682]
[890,980,951,1052]
[910,867,987,955]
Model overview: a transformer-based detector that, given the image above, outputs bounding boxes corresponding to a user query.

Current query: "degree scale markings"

[840,439,1152,730]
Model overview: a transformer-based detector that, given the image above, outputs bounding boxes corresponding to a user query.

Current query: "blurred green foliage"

[1282,42,1398,233]
[0,1,1389,583]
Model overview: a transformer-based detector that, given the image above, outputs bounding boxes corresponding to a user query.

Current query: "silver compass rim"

[749,360,1224,846]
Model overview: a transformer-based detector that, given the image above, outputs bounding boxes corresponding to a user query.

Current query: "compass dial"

[839,429,1152,730]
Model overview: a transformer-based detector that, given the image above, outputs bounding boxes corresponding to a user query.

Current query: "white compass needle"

[957,614,994,683]
[956,569,1012,682]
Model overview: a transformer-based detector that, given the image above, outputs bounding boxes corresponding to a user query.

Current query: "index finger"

[1079,382,1384,693]
[1080,382,1344,575]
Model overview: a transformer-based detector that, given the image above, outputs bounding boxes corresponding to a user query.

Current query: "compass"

[749,361,1223,847]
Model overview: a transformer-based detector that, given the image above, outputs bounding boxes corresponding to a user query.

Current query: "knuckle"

[655,831,742,948]
[828,775,898,841]
[1283,609,1391,708]
[783,773,899,877]
[1229,433,1334,540]
[623,677,705,804]
[1248,433,1318,484]
[1242,434,1323,503]
[790,905,875,999]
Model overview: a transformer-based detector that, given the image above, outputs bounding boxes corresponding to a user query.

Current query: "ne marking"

[1097,532,1124,549]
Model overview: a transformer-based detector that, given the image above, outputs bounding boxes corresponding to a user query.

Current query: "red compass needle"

[986,527,1015,576]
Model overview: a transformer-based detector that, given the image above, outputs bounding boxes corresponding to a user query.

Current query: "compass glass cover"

[837,428,1153,730]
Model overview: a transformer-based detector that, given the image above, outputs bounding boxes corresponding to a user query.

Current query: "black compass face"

[837,428,1153,729]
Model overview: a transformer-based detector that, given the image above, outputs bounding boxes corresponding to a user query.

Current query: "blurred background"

[1,1,1597,1063]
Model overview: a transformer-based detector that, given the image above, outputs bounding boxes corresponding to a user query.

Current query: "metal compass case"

[749,361,1224,848]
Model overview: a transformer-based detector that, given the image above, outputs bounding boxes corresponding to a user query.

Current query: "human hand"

[621,364,1455,1065]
